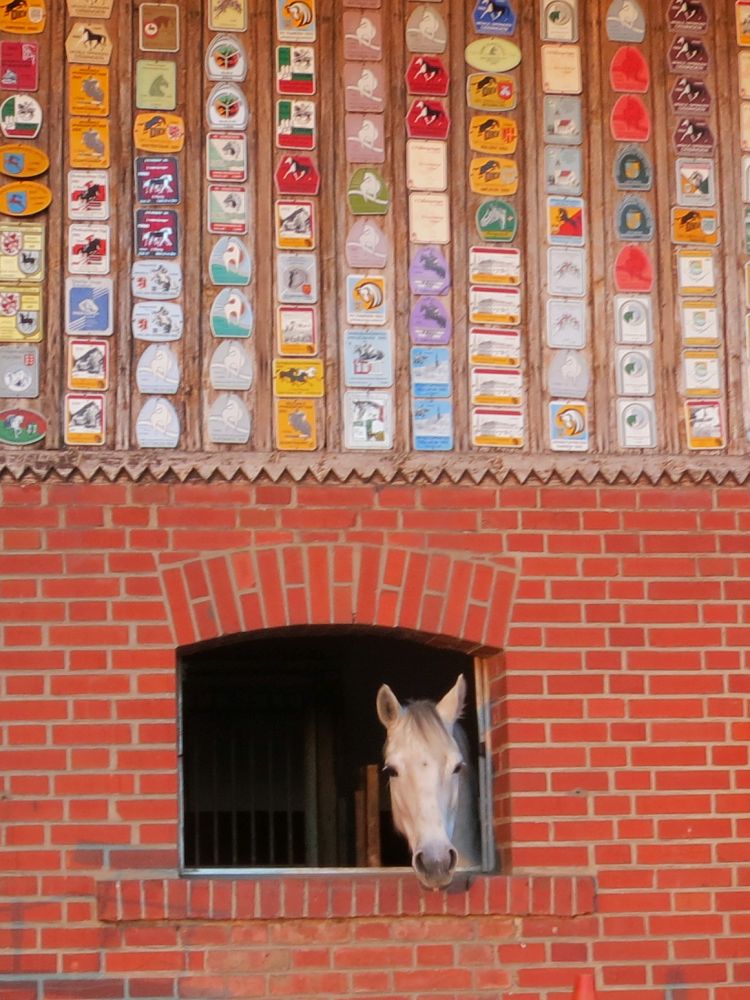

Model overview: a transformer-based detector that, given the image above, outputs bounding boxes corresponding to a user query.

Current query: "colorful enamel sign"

[406,55,449,97]
[273,358,324,397]
[0,0,45,34]
[67,339,108,392]
[344,392,393,449]
[545,146,582,195]
[473,0,516,36]
[277,252,317,302]
[412,347,452,397]
[275,199,315,249]
[277,45,315,95]
[347,275,387,326]
[0,95,42,140]
[67,0,114,14]
[406,140,447,191]
[614,245,653,292]
[210,288,253,338]
[470,156,518,196]
[209,237,252,286]
[0,343,38,397]
[343,11,382,59]
[347,169,390,215]
[547,247,585,295]
[606,0,645,42]
[275,154,320,195]
[208,84,248,130]
[139,4,179,51]
[0,222,44,282]
[65,277,113,335]
[0,287,43,342]
[0,407,46,445]
[410,245,451,295]
[276,99,315,149]
[548,350,589,399]
[406,6,447,53]
[465,39,521,72]
[549,401,589,451]
[0,42,39,91]
[410,296,452,343]
[543,96,582,144]
[476,198,517,242]
[610,95,651,141]
[0,143,48,178]
[68,65,109,117]
[133,112,185,153]
[207,184,248,234]
[136,397,180,448]
[610,46,650,93]
[68,223,109,274]
[406,99,450,140]
[344,64,384,113]
[668,36,709,74]
[206,132,247,181]
[277,0,316,43]
[344,333,390,387]
[614,295,652,344]
[208,0,247,31]
[207,394,251,444]
[135,156,179,205]
[346,114,385,163]
[0,181,51,217]
[345,219,389,268]
[131,301,182,341]
[467,73,516,111]
[618,399,656,448]
[542,0,578,42]
[671,207,719,246]
[136,343,180,394]
[136,60,177,111]
[667,0,708,31]
[275,399,316,450]
[65,23,112,65]
[470,246,521,286]
[469,114,517,154]
[541,43,582,95]
[68,170,109,219]
[673,117,714,155]
[69,118,109,168]
[131,260,182,300]
[409,192,450,243]
[135,209,178,257]
[684,399,724,449]
[277,305,317,355]
[675,158,715,206]
[616,197,653,241]
[210,341,253,390]
[206,35,247,82]
[670,76,710,114]
[614,146,652,190]
[412,398,453,451]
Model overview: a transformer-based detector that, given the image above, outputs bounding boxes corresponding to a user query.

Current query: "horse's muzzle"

[413,846,458,890]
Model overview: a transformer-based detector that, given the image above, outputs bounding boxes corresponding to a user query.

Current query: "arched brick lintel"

[159,544,517,655]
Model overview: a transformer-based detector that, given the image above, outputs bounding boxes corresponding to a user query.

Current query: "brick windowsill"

[97,873,596,923]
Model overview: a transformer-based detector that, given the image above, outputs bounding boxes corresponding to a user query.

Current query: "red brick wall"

[1,479,748,1000]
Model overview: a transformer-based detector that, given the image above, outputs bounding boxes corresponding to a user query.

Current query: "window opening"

[179,629,494,874]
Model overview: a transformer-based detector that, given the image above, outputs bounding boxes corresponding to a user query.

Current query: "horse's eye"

[452,762,465,774]
[383,764,398,778]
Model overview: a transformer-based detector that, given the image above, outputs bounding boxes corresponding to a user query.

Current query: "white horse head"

[376,674,479,890]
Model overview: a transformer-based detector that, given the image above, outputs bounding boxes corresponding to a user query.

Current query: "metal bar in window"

[211,723,219,867]
[304,709,318,866]
[249,731,257,867]
[230,716,238,867]
[267,723,275,866]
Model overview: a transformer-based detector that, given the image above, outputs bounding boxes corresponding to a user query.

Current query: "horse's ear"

[376,683,402,729]
[435,674,466,728]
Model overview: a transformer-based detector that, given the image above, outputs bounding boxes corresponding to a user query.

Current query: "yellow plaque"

[0,144,49,179]
[67,0,114,15]
[273,358,325,397]
[133,112,185,152]
[0,285,43,342]
[470,156,518,196]
[0,0,45,34]
[69,117,110,168]
[671,207,719,247]
[275,398,317,450]
[68,65,109,117]
[468,114,518,154]
[0,181,52,217]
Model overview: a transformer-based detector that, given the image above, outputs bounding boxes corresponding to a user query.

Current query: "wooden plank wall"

[0,0,747,469]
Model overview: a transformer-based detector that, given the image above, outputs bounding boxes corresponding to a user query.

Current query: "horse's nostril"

[414,851,427,874]
[448,847,457,870]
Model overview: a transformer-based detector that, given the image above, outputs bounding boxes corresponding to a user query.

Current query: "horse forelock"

[388,699,456,753]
